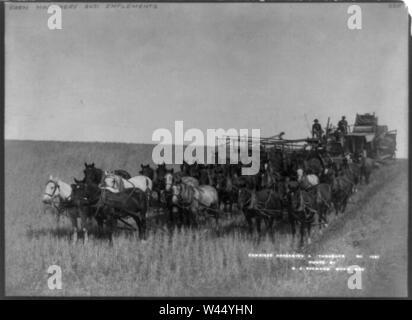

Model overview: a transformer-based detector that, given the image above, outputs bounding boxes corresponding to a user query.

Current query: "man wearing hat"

[338,116,348,134]
[312,119,323,139]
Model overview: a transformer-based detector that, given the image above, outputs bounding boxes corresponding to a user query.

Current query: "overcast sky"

[5,3,409,158]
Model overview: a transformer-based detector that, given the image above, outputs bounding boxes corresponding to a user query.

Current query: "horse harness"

[241,188,283,217]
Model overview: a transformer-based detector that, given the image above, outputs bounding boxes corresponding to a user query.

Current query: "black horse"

[215,171,237,213]
[139,164,154,180]
[71,182,105,235]
[330,173,353,214]
[287,186,317,247]
[96,188,148,240]
[238,187,284,236]
[72,163,132,236]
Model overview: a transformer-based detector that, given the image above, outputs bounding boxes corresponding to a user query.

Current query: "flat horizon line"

[4,138,408,160]
[4,138,227,148]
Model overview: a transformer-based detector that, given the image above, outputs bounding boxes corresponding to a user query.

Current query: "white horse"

[164,171,199,192]
[100,171,153,193]
[172,183,219,225]
[42,175,73,207]
[42,175,88,242]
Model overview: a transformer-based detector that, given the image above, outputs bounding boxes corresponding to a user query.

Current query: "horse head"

[156,163,167,176]
[43,176,72,204]
[84,162,95,169]
[188,161,200,178]
[43,175,60,204]
[83,163,103,185]
[139,164,154,179]
[164,170,174,192]
[180,161,190,174]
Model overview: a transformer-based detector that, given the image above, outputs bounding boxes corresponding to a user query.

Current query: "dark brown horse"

[314,183,332,228]
[287,187,318,246]
[198,165,215,186]
[188,161,201,179]
[359,156,374,184]
[180,161,191,176]
[215,171,237,213]
[238,187,284,235]
[96,188,148,240]
[71,182,107,237]
[330,173,353,214]
[341,160,361,191]
[152,164,168,196]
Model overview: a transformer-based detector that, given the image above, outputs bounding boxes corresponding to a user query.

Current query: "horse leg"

[106,216,116,243]
[244,210,253,234]
[266,216,274,239]
[69,210,78,244]
[256,214,262,237]
[212,204,219,229]
[270,216,276,241]
[55,212,61,228]
[169,207,174,228]
[79,207,89,244]
[190,209,198,229]
[289,210,296,238]
[187,211,193,229]
[95,205,108,237]
[138,203,148,241]
[299,217,305,247]
[220,199,225,213]
[176,206,183,228]
[316,208,323,231]
[94,204,104,236]
[289,213,296,248]
[140,215,147,240]
[341,195,349,213]
[95,215,104,238]
[322,206,328,228]
[333,196,340,215]
[180,208,187,229]
[132,215,144,241]
[306,216,312,245]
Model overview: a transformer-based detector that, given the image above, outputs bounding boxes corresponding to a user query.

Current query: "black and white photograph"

[3,1,409,299]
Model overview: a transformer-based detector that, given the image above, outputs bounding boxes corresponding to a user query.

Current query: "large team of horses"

[42,146,376,246]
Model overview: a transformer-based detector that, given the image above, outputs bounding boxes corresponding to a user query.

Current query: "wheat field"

[5,140,408,297]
